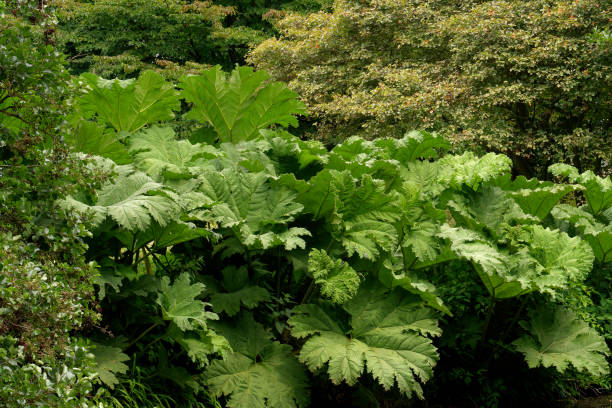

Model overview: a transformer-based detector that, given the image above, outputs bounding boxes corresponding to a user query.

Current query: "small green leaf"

[309,249,361,304]
[92,344,129,389]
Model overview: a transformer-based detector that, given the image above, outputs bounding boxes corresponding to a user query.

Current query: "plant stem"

[481,295,496,342]
[126,322,160,350]
[143,248,152,275]
[500,297,528,342]
[300,279,316,304]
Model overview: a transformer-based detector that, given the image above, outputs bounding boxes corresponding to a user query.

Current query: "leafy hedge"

[61,67,611,406]
[0,3,105,406]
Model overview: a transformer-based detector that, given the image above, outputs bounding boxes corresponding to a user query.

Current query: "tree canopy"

[250,0,611,176]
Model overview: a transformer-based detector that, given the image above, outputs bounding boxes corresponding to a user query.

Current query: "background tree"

[249,0,612,177]
[54,0,332,79]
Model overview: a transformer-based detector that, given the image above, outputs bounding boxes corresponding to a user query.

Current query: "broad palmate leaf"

[439,225,594,299]
[78,70,180,133]
[66,120,132,164]
[296,170,400,260]
[552,204,612,264]
[493,174,577,220]
[129,126,219,180]
[199,169,310,251]
[438,152,512,190]
[156,273,218,331]
[513,306,610,377]
[181,66,306,143]
[289,280,440,399]
[60,167,180,231]
[205,314,309,408]
[550,164,612,217]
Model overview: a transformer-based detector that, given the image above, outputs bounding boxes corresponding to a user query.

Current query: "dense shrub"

[62,67,610,407]
[0,2,105,405]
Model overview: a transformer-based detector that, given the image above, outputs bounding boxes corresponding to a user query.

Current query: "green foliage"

[77,71,181,133]
[290,280,440,399]
[308,248,360,304]
[208,266,270,316]
[60,167,180,231]
[157,273,218,331]
[0,4,104,406]
[205,314,309,408]
[181,66,306,143]
[55,0,329,78]
[92,345,129,389]
[60,66,610,406]
[56,0,240,74]
[513,306,610,377]
[250,0,612,176]
[0,336,100,408]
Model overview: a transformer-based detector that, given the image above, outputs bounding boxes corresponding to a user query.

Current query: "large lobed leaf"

[156,273,218,331]
[65,120,132,164]
[91,344,129,389]
[438,152,512,190]
[295,170,401,260]
[513,306,610,377]
[60,167,181,231]
[198,168,311,251]
[129,126,219,180]
[308,248,361,304]
[78,70,180,133]
[550,163,612,217]
[438,224,594,299]
[205,314,309,408]
[289,280,440,399]
[181,66,306,143]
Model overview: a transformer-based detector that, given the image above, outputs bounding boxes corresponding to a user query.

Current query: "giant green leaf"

[78,70,180,133]
[550,164,612,217]
[308,249,361,304]
[129,126,219,180]
[493,174,577,220]
[513,306,610,377]
[66,120,132,164]
[295,171,400,259]
[438,152,512,190]
[92,344,129,389]
[552,205,612,264]
[198,169,310,251]
[439,224,594,299]
[289,280,440,399]
[205,314,309,408]
[60,168,180,231]
[181,66,306,143]
[374,130,450,162]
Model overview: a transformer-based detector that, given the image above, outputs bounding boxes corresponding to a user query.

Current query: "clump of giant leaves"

[61,66,610,406]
